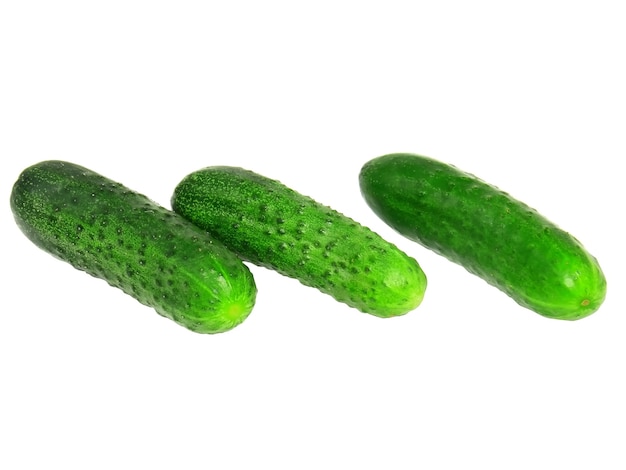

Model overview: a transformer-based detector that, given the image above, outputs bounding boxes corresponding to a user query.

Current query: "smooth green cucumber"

[359,153,606,320]
[10,161,257,334]
[172,166,427,318]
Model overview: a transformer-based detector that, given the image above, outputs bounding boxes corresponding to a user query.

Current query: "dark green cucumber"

[172,166,427,318]
[359,153,606,320]
[10,161,257,334]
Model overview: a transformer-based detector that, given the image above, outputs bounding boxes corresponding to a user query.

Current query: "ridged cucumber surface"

[359,153,606,320]
[10,160,257,334]
[172,166,427,318]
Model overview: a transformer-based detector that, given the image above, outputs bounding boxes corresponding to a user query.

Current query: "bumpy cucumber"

[359,153,606,320]
[172,166,427,317]
[10,160,257,334]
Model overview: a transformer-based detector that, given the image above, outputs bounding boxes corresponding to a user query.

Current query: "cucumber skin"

[359,153,606,320]
[10,161,257,334]
[172,167,427,318]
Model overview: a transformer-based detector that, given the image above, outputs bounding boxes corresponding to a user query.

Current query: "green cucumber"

[359,153,606,320]
[171,166,427,318]
[10,160,257,334]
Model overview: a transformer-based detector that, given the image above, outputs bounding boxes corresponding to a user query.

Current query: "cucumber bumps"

[172,166,427,318]
[11,161,257,334]
[359,153,606,320]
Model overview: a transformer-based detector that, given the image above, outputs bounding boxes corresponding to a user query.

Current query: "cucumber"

[10,160,257,334]
[359,153,606,320]
[171,166,427,318]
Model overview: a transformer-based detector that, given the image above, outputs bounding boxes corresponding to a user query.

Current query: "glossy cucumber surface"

[11,160,257,333]
[359,153,606,320]
[172,166,427,318]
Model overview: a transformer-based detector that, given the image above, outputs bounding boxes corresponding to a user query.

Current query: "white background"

[1,1,624,469]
